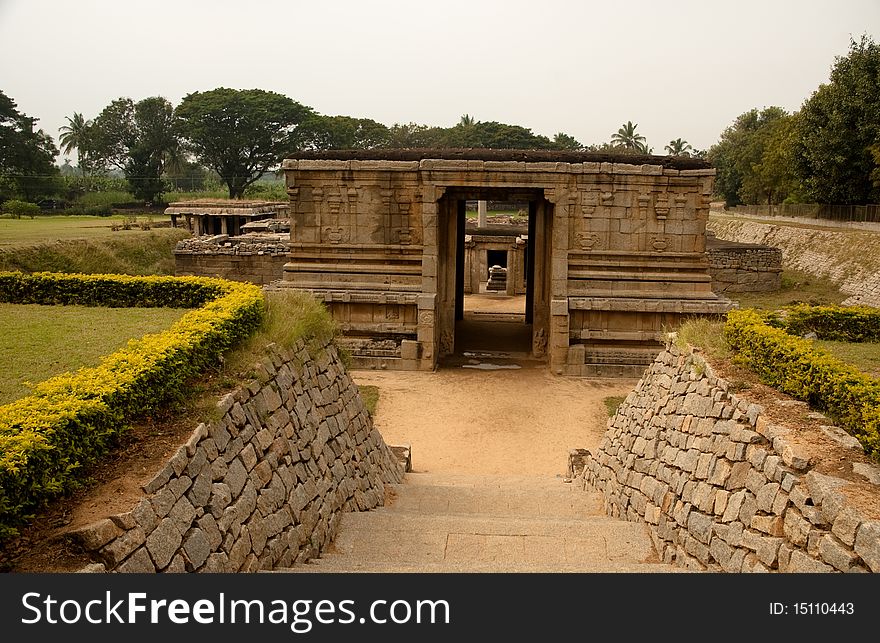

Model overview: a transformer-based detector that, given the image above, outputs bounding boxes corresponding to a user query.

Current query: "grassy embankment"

[0,215,189,275]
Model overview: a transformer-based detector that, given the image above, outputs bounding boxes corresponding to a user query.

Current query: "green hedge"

[0,272,265,538]
[724,308,880,458]
[779,304,880,343]
[0,272,221,308]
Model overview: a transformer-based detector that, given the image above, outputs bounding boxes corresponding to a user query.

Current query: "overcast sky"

[1,0,878,161]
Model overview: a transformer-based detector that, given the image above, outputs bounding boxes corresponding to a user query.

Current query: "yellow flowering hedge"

[724,308,880,458]
[0,272,264,538]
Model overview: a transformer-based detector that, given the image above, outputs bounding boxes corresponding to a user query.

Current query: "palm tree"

[59,112,96,174]
[610,121,646,151]
[664,138,693,156]
[459,113,476,127]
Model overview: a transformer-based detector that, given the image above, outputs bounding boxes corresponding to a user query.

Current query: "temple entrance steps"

[279,472,683,573]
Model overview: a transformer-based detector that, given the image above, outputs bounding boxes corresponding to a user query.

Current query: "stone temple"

[274,149,733,376]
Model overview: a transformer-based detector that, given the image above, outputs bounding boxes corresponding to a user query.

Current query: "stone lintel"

[568,296,734,313]
[680,169,717,177]
[350,160,420,171]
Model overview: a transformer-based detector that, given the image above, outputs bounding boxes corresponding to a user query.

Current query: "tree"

[443,120,553,149]
[90,96,177,203]
[664,138,693,156]
[458,114,476,127]
[176,88,312,199]
[294,115,390,150]
[0,89,59,202]
[792,34,880,204]
[552,132,585,151]
[610,121,646,151]
[708,107,795,205]
[386,122,446,148]
[59,112,102,175]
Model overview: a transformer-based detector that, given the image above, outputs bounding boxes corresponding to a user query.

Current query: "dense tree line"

[6,36,876,205]
[710,35,880,206]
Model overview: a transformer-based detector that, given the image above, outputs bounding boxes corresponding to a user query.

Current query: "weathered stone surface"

[787,549,835,573]
[182,528,212,570]
[854,521,880,573]
[132,499,159,535]
[688,511,714,544]
[804,471,847,506]
[224,458,248,498]
[116,547,156,573]
[169,496,196,533]
[852,462,880,485]
[151,487,176,518]
[100,527,146,568]
[755,482,780,513]
[755,537,783,567]
[146,520,183,570]
[819,534,861,572]
[751,513,784,537]
[70,519,120,551]
[830,506,863,547]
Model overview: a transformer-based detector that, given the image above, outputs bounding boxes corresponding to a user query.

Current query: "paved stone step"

[277,472,682,573]
[382,473,605,519]
[323,511,658,568]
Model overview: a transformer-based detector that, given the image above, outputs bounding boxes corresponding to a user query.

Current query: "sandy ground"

[353,366,637,476]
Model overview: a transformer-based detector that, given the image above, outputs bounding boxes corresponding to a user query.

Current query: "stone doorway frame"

[433,187,551,360]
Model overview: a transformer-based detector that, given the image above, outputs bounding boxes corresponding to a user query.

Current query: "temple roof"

[285,147,711,170]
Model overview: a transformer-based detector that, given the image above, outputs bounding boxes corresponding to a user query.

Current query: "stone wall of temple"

[281,154,731,375]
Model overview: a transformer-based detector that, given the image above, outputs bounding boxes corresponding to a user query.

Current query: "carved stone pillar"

[543,187,573,370]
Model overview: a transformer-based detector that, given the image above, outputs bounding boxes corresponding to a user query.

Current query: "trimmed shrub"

[724,308,880,458]
[781,304,880,343]
[0,272,264,538]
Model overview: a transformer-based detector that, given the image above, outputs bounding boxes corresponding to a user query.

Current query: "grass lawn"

[814,339,880,378]
[0,215,177,248]
[726,269,847,310]
[0,303,188,405]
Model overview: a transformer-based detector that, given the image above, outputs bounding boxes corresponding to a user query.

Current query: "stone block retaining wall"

[71,338,403,572]
[577,344,880,573]
[174,236,290,285]
[708,213,880,307]
[707,244,782,293]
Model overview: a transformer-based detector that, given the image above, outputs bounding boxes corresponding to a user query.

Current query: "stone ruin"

[169,150,757,375]
[276,149,734,375]
[166,199,289,237]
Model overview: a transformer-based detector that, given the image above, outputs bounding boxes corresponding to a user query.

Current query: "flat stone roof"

[164,199,288,216]
[285,147,711,170]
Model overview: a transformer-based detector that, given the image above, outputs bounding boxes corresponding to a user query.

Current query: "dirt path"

[353,366,636,476]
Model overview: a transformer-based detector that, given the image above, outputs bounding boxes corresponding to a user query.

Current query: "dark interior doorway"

[449,192,540,358]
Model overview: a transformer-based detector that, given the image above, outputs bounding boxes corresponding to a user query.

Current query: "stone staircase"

[282,472,681,573]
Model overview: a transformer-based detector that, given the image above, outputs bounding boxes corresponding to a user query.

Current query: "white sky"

[1,0,878,160]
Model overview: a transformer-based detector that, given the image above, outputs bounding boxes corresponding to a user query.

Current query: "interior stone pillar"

[478,200,487,227]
